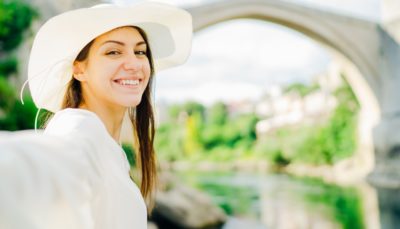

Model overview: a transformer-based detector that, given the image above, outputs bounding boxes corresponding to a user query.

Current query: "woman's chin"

[119,98,142,108]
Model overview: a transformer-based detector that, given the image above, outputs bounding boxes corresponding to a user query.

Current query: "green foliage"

[0,57,17,78]
[155,100,259,162]
[0,0,38,131]
[122,144,136,167]
[179,171,364,228]
[183,112,203,155]
[292,83,358,164]
[156,77,359,166]
[234,114,259,141]
[0,95,37,130]
[183,101,205,117]
[201,124,224,149]
[204,108,258,155]
[0,0,37,52]
[167,104,182,121]
[269,149,291,166]
[296,177,365,229]
[253,136,292,166]
[284,82,319,97]
[0,76,15,111]
[215,113,258,150]
[207,102,228,125]
[177,171,258,217]
[155,123,185,161]
[198,182,256,216]
[252,80,358,166]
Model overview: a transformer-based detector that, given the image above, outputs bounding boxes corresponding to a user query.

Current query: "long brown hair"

[61,26,156,208]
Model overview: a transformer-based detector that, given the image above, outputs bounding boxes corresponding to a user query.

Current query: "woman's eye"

[135,50,147,56]
[106,50,121,55]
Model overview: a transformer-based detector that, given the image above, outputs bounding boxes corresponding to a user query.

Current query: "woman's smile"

[113,78,142,89]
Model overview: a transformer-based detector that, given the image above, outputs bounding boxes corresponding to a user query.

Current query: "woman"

[0,2,192,229]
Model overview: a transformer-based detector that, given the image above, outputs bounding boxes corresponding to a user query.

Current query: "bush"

[292,83,358,165]
[0,76,15,111]
[0,0,38,52]
[0,0,38,130]
[155,123,185,161]
[122,144,136,167]
[0,57,17,77]
[0,95,37,130]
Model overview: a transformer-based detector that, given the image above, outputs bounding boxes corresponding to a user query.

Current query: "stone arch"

[186,0,382,179]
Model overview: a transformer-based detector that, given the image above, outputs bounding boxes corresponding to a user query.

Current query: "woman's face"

[74,27,151,110]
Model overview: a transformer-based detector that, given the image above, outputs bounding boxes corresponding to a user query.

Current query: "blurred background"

[2,0,400,228]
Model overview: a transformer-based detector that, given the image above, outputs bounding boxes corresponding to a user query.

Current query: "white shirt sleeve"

[0,111,104,229]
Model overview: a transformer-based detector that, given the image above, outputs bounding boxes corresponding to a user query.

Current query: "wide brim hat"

[28,2,192,113]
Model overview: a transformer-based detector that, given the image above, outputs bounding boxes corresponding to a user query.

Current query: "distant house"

[255,66,341,135]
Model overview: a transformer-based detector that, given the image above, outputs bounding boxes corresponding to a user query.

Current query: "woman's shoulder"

[44,108,106,137]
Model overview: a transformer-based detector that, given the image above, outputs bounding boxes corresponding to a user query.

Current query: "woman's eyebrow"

[100,40,147,46]
[101,40,124,46]
[136,41,146,46]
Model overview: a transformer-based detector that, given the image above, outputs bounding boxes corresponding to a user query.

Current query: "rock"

[150,172,227,229]
[148,221,158,229]
[221,217,267,229]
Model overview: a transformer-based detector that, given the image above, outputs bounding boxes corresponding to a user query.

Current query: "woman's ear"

[73,61,86,82]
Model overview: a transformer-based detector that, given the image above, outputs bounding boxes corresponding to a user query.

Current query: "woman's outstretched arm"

[0,131,101,229]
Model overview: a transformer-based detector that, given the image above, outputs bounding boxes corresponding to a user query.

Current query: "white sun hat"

[27,2,192,113]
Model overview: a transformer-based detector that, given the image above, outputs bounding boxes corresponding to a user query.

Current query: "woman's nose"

[123,55,142,72]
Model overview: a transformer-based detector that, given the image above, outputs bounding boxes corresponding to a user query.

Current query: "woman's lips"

[114,79,140,85]
[113,79,141,89]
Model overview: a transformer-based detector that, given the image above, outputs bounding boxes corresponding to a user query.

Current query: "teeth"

[119,79,139,86]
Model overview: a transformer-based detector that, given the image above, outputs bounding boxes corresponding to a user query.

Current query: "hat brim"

[28,2,192,112]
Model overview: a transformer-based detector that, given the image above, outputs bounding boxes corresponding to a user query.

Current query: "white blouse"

[0,108,147,229]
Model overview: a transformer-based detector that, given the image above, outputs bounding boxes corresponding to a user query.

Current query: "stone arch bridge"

[184,0,400,188]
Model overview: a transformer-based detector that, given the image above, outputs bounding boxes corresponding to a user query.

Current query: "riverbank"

[159,152,371,186]
[171,169,379,229]
[154,145,379,229]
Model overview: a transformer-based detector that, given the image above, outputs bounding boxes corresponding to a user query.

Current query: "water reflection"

[375,187,400,229]
[176,171,381,229]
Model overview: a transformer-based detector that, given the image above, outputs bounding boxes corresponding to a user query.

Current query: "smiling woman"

[0,2,192,229]
[67,26,152,139]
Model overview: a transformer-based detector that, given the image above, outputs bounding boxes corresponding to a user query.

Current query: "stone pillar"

[374,187,400,229]
[381,0,400,44]
[369,27,400,229]
[369,27,400,188]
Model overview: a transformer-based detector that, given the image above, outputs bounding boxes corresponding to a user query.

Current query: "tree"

[183,112,203,155]
[183,101,205,118]
[0,0,38,130]
[0,0,37,52]
[284,82,319,97]
[207,102,228,125]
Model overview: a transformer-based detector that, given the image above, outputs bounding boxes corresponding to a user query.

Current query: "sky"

[154,19,331,106]
[110,0,379,106]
